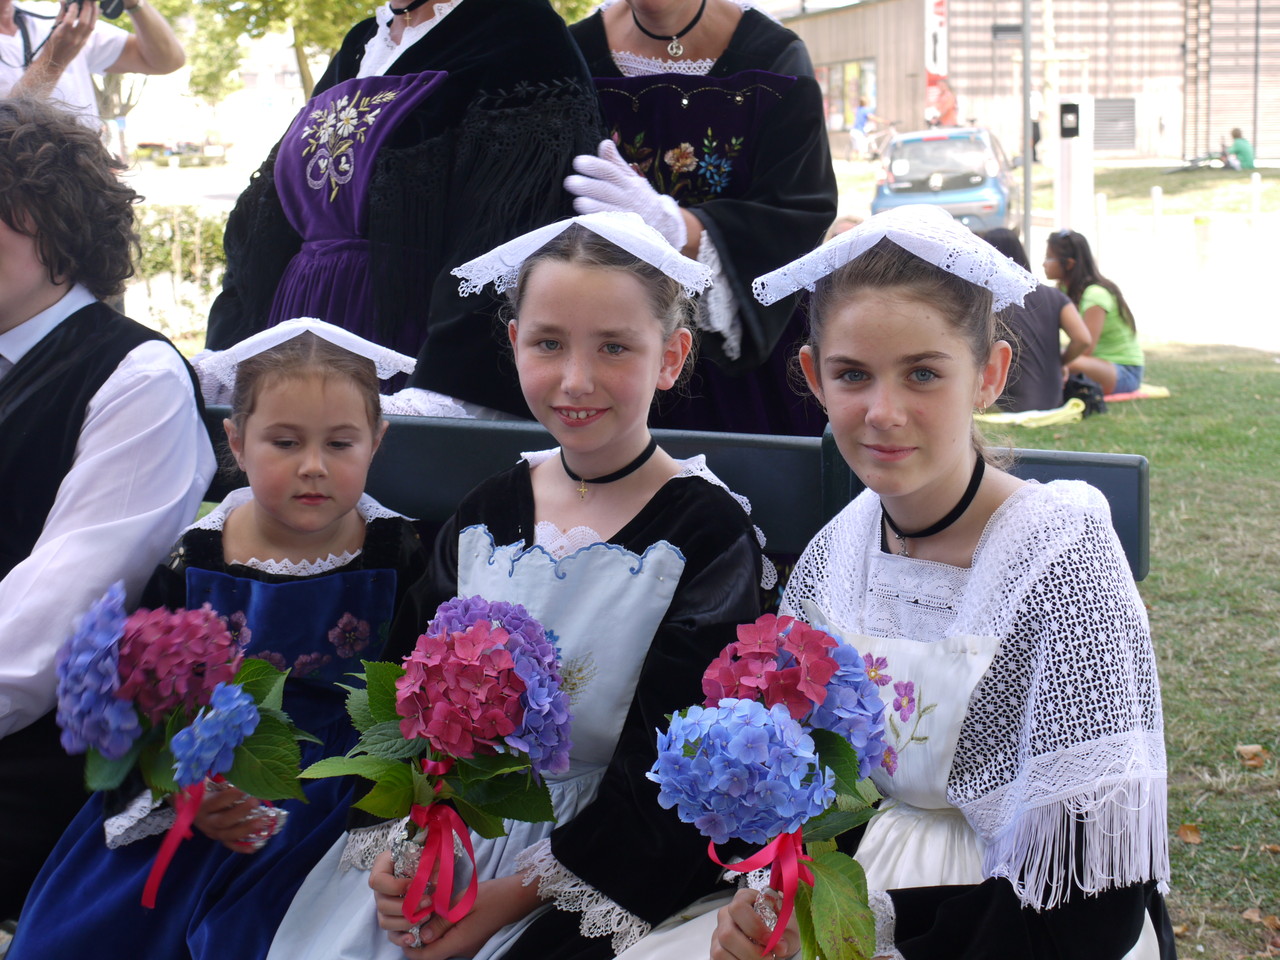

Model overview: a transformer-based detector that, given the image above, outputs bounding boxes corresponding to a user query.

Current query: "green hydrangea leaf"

[226,713,305,802]
[301,754,404,782]
[234,658,289,711]
[84,741,143,792]
[802,804,878,843]
[142,741,178,796]
[810,730,865,798]
[452,774,553,825]
[352,762,414,819]
[795,882,820,960]
[339,682,374,732]
[809,850,876,960]
[351,720,427,760]
[362,661,405,725]
[449,795,507,840]
[454,752,530,784]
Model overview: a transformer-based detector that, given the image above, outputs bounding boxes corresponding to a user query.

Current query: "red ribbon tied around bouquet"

[710,829,814,957]
[141,780,206,908]
[403,758,479,927]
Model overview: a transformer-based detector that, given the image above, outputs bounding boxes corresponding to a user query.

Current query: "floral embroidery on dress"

[228,611,251,651]
[292,651,333,678]
[252,651,288,672]
[329,612,372,658]
[615,128,743,205]
[557,648,597,707]
[300,88,398,202]
[866,654,936,773]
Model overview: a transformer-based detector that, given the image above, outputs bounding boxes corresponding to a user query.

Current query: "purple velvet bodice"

[267,70,446,347]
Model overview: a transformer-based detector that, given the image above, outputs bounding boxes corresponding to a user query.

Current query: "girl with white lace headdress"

[635,204,1173,960]
[264,212,766,960]
[8,321,428,960]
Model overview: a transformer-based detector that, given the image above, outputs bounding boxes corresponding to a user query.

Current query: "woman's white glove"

[564,139,688,250]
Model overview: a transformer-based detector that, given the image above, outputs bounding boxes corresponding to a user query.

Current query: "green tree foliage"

[550,0,594,24]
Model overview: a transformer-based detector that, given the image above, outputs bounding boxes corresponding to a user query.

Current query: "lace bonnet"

[451,211,713,299]
[752,204,1038,311]
[197,318,418,392]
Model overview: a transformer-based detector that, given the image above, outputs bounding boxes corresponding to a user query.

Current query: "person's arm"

[11,0,102,97]
[1078,304,1105,356]
[1058,301,1092,366]
[103,0,184,75]
[0,342,215,738]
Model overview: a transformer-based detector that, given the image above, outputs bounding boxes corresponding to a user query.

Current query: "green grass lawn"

[1031,165,1280,217]
[988,344,1280,957]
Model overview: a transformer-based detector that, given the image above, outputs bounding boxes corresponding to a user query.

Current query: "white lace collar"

[192,488,405,576]
[611,49,715,77]
[358,0,465,79]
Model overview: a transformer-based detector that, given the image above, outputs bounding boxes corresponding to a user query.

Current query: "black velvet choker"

[882,456,986,557]
[631,0,707,58]
[560,436,659,500]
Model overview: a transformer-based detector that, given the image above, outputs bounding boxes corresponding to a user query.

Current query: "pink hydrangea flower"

[396,620,527,758]
[702,615,839,721]
[116,605,242,725]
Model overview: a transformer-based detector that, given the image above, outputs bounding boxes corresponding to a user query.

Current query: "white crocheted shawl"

[781,480,1170,909]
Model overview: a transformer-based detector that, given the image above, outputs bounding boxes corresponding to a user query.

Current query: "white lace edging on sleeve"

[868,889,905,960]
[516,837,651,954]
[103,789,176,849]
[694,231,743,362]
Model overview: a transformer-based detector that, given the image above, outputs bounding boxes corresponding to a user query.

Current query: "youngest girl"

[10,322,428,960]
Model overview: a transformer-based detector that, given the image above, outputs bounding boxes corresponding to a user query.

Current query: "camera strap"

[13,6,58,69]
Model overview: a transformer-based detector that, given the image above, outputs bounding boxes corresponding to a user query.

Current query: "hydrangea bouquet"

[650,614,888,960]
[55,582,312,907]
[301,595,572,928]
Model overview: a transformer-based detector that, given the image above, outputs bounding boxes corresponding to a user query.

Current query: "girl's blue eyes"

[534,340,627,355]
[836,368,939,383]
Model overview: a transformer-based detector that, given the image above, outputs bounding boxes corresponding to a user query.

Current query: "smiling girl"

[697,205,1173,960]
[9,322,428,960]
[264,213,766,960]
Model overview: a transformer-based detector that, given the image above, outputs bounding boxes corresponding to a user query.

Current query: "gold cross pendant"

[577,479,588,500]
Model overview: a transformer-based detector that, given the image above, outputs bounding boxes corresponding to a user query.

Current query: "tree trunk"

[291,22,315,98]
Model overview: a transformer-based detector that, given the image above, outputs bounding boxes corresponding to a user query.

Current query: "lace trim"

[612,49,715,77]
[521,450,776,590]
[103,790,175,849]
[339,818,407,872]
[380,387,473,419]
[867,889,904,960]
[516,838,651,954]
[359,0,464,78]
[534,520,606,560]
[238,550,361,576]
[694,231,742,361]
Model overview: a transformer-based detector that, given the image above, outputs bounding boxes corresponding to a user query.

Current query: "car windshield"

[888,136,989,176]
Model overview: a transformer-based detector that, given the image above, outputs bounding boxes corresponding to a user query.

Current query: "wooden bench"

[204,409,1149,580]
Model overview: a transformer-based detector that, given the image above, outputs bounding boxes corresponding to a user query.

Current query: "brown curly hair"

[0,97,140,299]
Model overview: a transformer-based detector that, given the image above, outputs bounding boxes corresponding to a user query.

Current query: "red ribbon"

[710,829,814,957]
[401,757,477,927]
[141,780,206,909]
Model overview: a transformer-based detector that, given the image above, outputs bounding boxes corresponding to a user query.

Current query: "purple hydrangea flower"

[648,698,835,846]
[55,582,141,759]
[170,682,259,788]
[807,632,888,779]
[422,596,572,777]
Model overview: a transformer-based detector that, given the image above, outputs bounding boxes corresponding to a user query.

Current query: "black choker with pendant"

[388,0,431,19]
[882,456,986,557]
[560,436,658,500]
[631,0,708,58]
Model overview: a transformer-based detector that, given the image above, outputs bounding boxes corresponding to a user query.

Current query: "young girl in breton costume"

[9,322,428,960]
[638,205,1174,960]
[264,212,765,960]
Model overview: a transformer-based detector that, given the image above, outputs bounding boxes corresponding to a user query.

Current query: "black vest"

[0,301,196,580]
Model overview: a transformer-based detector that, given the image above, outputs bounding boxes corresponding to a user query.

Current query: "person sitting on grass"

[1223,128,1255,171]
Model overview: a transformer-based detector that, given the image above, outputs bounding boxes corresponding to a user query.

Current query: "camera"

[70,0,126,19]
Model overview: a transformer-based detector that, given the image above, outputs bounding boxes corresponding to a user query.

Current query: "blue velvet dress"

[9,491,425,960]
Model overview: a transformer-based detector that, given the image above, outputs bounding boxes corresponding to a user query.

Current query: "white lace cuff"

[338,818,406,872]
[104,789,175,849]
[868,889,904,960]
[516,838,651,954]
[694,231,743,362]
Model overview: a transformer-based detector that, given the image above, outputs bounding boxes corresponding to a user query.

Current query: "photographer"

[0,96,213,921]
[0,0,183,125]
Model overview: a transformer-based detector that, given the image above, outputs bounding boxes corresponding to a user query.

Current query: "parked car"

[870,127,1021,231]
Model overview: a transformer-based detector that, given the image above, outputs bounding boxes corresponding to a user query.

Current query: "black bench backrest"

[204,409,1148,580]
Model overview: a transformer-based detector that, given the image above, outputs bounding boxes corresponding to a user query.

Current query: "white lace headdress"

[752,204,1038,311]
[451,211,713,299]
[197,318,418,392]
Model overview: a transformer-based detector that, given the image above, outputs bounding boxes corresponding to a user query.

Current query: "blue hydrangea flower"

[170,682,259,788]
[649,698,835,846]
[424,597,572,777]
[807,628,888,778]
[55,582,140,759]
